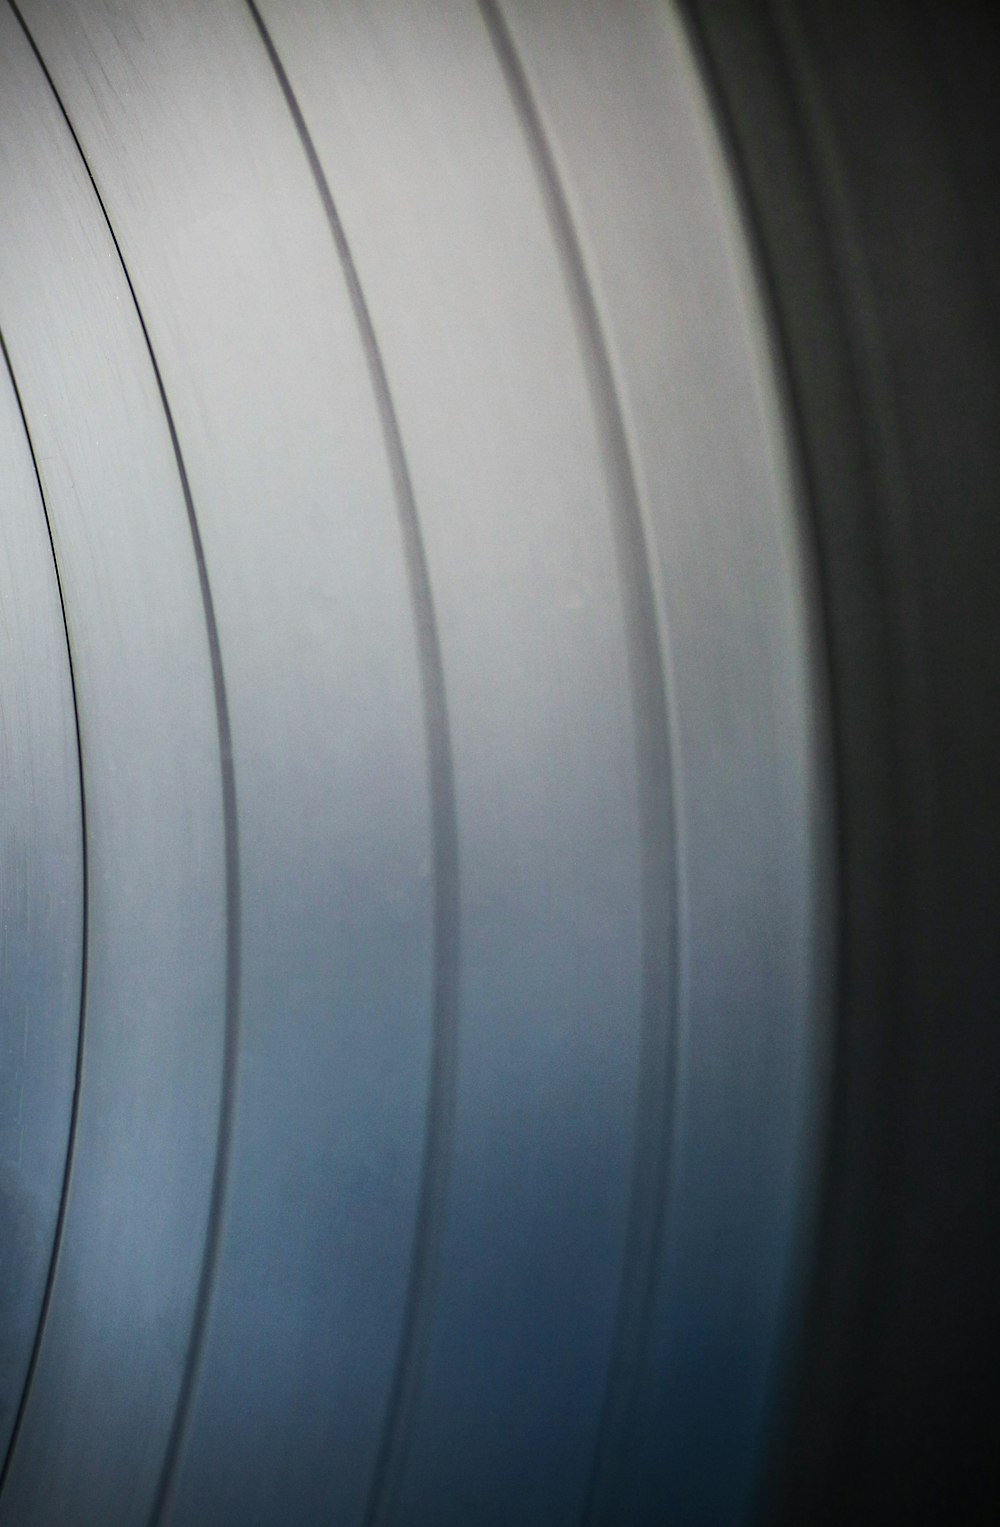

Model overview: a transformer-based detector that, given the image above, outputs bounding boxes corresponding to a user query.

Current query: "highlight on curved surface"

[0,3,833,1523]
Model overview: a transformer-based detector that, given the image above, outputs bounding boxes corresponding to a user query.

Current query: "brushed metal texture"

[0,4,830,1523]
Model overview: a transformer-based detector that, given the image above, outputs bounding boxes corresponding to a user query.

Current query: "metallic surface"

[0,3,829,1522]
[0,300,82,1475]
[0,10,228,1520]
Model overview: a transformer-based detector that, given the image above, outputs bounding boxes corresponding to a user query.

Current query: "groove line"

[0,328,89,1506]
[3,9,242,1526]
[475,4,680,1521]
[243,7,462,1526]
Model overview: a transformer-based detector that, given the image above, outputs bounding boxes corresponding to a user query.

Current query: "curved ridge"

[474,4,681,1521]
[1,9,243,1525]
[0,329,89,1506]
[242,7,463,1526]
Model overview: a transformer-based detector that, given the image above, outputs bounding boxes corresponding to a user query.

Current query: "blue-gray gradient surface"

[0,2,861,1522]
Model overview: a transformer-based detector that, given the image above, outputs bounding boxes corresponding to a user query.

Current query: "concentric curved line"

[475,4,681,1521]
[243,8,462,1526]
[2,10,242,1527]
[0,328,88,1505]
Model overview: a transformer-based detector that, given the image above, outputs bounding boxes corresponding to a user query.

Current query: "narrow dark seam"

[0,328,89,1505]
[3,9,242,1525]
[475,5,679,1522]
[243,7,462,1526]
